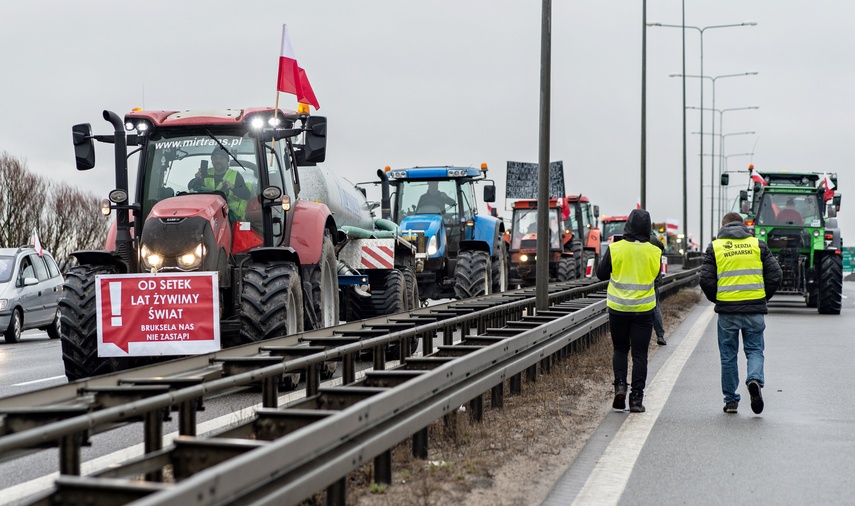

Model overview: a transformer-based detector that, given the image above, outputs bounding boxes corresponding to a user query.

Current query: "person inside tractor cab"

[417,181,456,215]
[776,198,804,226]
[189,146,252,221]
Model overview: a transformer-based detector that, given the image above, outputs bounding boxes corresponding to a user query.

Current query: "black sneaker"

[723,400,738,414]
[656,335,667,345]
[613,380,627,410]
[748,380,764,414]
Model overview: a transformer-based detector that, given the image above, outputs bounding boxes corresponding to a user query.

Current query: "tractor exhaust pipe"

[377,169,392,221]
[102,110,136,271]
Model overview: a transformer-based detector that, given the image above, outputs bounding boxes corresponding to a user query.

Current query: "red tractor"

[63,106,339,380]
[507,195,601,286]
[600,215,628,258]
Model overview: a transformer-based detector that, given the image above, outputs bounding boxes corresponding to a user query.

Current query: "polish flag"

[33,229,43,257]
[666,218,679,233]
[749,166,767,186]
[636,197,641,209]
[822,173,836,201]
[277,24,320,110]
[557,197,570,221]
[486,203,494,215]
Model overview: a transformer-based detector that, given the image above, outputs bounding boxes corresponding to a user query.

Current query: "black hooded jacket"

[597,208,661,286]
[699,221,782,314]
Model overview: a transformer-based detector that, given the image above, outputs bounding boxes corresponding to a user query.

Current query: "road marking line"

[571,305,715,506]
[12,375,66,387]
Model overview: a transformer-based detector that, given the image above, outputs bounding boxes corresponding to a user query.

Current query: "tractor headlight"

[813,230,820,238]
[520,254,529,262]
[427,235,438,256]
[758,229,766,236]
[177,244,205,269]
[140,244,163,270]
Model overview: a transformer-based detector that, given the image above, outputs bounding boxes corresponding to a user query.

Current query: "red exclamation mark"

[109,282,122,327]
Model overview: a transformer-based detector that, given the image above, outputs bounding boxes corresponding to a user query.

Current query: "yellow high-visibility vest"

[203,169,246,218]
[712,237,765,301]
[606,240,661,312]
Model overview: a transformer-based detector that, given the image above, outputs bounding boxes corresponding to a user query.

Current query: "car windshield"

[0,256,13,283]
[140,133,260,219]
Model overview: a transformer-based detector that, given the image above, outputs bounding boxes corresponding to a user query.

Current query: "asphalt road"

[545,281,855,506]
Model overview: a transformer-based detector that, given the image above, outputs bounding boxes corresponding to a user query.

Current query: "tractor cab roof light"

[251,117,265,129]
[297,103,310,115]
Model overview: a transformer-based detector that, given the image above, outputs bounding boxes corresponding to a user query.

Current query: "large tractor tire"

[238,261,304,345]
[302,231,339,330]
[570,238,584,279]
[580,250,595,278]
[818,254,843,315]
[346,269,407,320]
[491,241,509,294]
[59,264,120,381]
[454,250,491,299]
[557,256,576,282]
[402,268,420,310]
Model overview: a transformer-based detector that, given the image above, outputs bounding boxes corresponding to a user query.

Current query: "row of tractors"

[63,107,510,380]
[722,168,843,314]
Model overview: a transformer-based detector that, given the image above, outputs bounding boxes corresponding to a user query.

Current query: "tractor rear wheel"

[557,257,576,282]
[303,231,339,330]
[491,241,509,294]
[238,261,304,345]
[60,264,120,381]
[580,250,595,278]
[345,269,407,321]
[454,250,491,299]
[818,254,843,315]
[402,268,419,310]
[570,238,584,278]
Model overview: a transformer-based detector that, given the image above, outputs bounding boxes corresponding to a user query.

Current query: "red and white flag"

[33,228,43,257]
[822,173,836,201]
[636,197,641,209]
[750,167,767,186]
[666,218,679,233]
[277,24,320,110]
[557,197,570,221]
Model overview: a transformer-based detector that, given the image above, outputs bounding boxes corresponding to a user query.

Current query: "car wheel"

[4,309,22,344]
[47,308,61,339]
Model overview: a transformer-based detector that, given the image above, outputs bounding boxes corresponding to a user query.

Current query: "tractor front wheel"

[557,257,576,282]
[818,254,843,315]
[454,250,491,299]
[60,265,120,381]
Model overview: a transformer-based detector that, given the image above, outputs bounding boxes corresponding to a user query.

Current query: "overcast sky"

[1,1,850,247]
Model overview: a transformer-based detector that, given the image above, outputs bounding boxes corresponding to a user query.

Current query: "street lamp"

[673,71,758,244]
[649,20,757,249]
[687,104,759,237]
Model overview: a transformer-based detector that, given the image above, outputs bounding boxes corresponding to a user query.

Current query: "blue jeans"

[717,313,766,404]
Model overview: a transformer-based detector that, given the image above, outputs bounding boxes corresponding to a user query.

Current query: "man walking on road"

[597,209,662,413]
[700,212,782,414]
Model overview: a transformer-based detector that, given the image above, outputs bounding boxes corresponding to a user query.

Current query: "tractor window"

[140,133,259,220]
[460,183,475,221]
[602,221,625,240]
[757,194,820,226]
[510,208,560,249]
[396,180,458,220]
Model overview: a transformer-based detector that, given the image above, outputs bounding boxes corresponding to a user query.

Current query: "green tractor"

[724,170,843,314]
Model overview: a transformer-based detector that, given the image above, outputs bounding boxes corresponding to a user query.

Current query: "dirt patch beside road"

[340,288,703,506]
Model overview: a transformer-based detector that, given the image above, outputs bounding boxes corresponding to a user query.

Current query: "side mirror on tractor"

[720,173,729,186]
[483,184,496,203]
[593,205,600,218]
[303,115,326,164]
[72,123,96,171]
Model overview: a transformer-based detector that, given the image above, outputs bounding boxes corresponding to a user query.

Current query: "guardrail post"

[541,356,551,374]
[374,450,392,485]
[469,395,483,422]
[412,427,428,459]
[343,352,356,385]
[491,382,504,408]
[422,330,434,356]
[442,324,453,346]
[262,376,279,408]
[510,373,522,394]
[373,345,386,371]
[306,363,320,398]
[59,433,82,476]
[178,400,197,436]
[526,364,537,383]
[144,409,163,482]
[326,477,346,506]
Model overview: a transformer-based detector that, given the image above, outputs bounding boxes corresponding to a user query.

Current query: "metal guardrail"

[1,269,699,505]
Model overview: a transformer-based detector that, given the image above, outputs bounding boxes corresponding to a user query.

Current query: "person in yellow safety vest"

[700,212,781,415]
[189,146,252,221]
[596,208,662,413]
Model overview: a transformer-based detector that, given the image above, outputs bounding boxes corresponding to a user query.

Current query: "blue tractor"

[381,164,508,301]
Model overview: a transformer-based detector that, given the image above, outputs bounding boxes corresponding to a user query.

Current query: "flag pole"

[269,91,281,165]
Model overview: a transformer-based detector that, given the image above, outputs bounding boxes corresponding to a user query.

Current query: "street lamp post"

[648,20,756,249]
[687,104,759,237]
[673,71,758,244]
[702,152,754,217]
